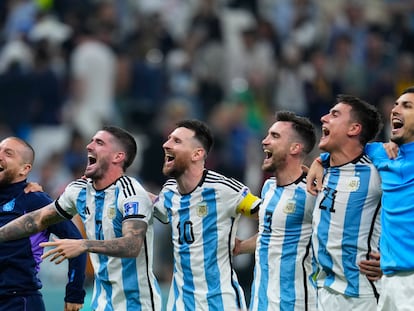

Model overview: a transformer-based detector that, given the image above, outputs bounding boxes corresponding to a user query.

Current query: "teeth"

[263,150,272,159]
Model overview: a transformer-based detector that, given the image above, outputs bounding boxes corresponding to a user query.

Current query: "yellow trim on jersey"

[236,192,261,216]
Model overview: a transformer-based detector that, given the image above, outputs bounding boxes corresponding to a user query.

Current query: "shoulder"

[203,170,247,192]
[66,178,89,190]
[23,190,53,209]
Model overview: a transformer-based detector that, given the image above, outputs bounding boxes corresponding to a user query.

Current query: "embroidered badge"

[197,202,208,217]
[2,199,15,212]
[347,177,360,191]
[107,207,116,219]
[124,202,139,216]
[283,199,296,214]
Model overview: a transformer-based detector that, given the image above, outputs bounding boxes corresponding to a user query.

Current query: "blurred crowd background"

[0,0,413,309]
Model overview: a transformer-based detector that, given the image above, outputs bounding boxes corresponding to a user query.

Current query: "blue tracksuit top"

[0,180,86,303]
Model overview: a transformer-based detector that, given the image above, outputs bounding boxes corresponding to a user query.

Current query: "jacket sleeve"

[48,220,87,304]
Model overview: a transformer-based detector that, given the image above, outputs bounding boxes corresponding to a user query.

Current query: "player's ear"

[348,123,362,137]
[114,152,126,164]
[192,148,205,161]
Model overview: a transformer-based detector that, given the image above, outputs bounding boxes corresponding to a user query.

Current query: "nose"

[320,113,328,123]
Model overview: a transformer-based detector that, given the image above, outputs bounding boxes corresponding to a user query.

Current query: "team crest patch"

[347,177,360,191]
[283,199,296,214]
[197,202,208,217]
[124,202,139,216]
[107,207,116,219]
[2,199,15,212]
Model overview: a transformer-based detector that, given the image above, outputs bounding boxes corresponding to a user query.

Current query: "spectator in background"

[64,18,117,139]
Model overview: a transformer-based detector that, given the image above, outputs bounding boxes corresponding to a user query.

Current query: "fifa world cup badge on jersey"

[347,177,360,191]
[283,199,296,214]
[124,202,139,216]
[197,202,208,217]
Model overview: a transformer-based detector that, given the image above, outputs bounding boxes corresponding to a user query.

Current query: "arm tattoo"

[0,204,64,242]
[84,220,147,257]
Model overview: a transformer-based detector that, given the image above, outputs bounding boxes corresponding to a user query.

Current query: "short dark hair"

[336,94,383,145]
[102,126,137,170]
[275,111,316,154]
[176,119,214,155]
[401,86,414,95]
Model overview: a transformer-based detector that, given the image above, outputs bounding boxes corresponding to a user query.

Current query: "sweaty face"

[84,131,113,180]
[390,92,414,145]
[261,121,293,173]
[162,127,198,178]
[319,103,354,152]
[0,138,29,186]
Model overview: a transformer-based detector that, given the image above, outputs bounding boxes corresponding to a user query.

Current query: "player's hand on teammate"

[40,238,87,264]
[358,252,382,281]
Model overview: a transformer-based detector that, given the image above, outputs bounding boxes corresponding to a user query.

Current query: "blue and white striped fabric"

[56,176,162,311]
[250,174,316,311]
[311,154,381,298]
[154,170,261,311]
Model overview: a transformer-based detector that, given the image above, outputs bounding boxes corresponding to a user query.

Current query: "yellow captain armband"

[236,191,261,216]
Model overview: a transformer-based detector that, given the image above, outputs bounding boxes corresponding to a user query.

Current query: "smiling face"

[85,130,114,180]
[390,92,414,145]
[319,103,356,152]
[162,127,203,178]
[0,138,32,186]
[261,121,294,173]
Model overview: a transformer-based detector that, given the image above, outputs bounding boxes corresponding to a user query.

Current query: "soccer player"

[153,119,261,311]
[309,95,383,311]
[235,111,318,310]
[0,126,162,311]
[0,136,86,311]
[309,86,414,310]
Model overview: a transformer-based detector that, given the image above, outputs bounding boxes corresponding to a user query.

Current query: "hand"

[24,182,43,193]
[306,158,323,195]
[64,302,84,311]
[40,238,87,264]
[383,141,399,159]
[358,252,382,281]
[233,237,242,256]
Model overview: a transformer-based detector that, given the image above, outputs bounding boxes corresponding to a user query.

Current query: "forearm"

[85,220,147,257]
[239,234,257,254]
[0,205,61,242]
[83,236,142,257]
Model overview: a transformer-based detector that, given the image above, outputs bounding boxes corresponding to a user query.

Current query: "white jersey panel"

[311,155,381,298]
[250,175,316,311]
[56,177,162,311]
[154,170,261,311]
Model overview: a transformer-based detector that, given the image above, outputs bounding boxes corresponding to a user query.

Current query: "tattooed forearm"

[0,204,64,242]
[84,220,147,257]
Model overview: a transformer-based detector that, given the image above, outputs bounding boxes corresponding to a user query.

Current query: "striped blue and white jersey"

[250,174,316,311]
[55,176,162,311]
[311,154,381,298]
[154,170,261,311]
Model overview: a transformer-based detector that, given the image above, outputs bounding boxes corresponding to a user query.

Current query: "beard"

[0,170,17,187]
[162,157,187,179]
[262,154,287,174]
[84,159,109,180]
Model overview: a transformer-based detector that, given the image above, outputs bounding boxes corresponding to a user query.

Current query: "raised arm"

[306,158,324,195]
[0,203,64,242]
[40,219,148,264]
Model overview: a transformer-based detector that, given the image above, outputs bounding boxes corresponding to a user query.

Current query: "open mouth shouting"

[391,117,403,135]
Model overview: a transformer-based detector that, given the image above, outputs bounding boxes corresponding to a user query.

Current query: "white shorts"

[378,271,414,311]
[317,287,377,311]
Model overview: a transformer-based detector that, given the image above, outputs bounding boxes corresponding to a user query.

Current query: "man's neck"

[329,145,364,166]
[176,168,205,194]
